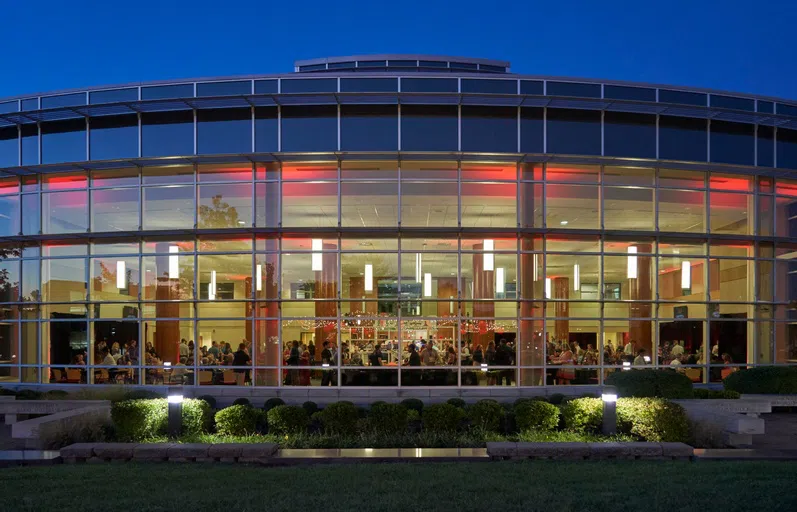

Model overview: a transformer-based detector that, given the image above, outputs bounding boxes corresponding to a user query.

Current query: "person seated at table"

[670,354,683,369]
[421,341,439,366]
[633,349,648,366]
[100,347,116,370]
[172,356,188,383]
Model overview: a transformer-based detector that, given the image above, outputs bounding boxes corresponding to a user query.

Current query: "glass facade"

[0,65,795,389]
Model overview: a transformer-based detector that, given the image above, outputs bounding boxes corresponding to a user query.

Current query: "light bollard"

[167,387,184,438]
[601,386,618,436]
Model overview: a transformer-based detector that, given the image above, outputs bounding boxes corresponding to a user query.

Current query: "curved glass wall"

[0,161,794,388]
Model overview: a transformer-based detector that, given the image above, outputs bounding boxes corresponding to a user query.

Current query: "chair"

[222,370,238,385]
[51,369,65,383]
[65,369,82,383]
[720,367,736,380]
[685,368,702,383]
[94,369,110,384]
[198,370,213,385]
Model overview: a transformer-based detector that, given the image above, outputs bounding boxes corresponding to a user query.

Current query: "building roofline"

[293,54,511,68]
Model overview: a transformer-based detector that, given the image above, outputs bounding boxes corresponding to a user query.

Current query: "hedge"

[367,403,409,435]
[197,395,217,409]
[215,405,264,435]
[616,398,690,442]
[423,403,465,433]
[232,398,251,407]
[264,397,286,411]
[606,369,694,398]
[315,401,359,435]
[693,388,741,399]
[123,389,165,401]
[514,400,560,432]
[400,398,424,414]
[561,398,603,433]
[446,398,466,409]
[302,401,319,416]
[467,400,505,432]
[266,405,309,434]
[111,398,212,441]
[723,366,797,394]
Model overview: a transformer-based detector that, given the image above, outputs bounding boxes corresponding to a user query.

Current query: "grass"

[2,461,796,511]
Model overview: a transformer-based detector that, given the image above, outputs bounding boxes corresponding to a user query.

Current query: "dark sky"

[2,0,796,100]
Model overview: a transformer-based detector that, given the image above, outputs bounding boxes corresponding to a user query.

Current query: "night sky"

[2,0,796,100]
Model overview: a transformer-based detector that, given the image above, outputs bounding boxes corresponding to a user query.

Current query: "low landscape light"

[167,387,184,438]
[601,385,618,435]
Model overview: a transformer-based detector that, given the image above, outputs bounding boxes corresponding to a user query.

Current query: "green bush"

[302,401,319,416]
[422,403,465,433]
[723,366,797,394]
[514,400,560,432]
[467,400,505,432]
[263,397,286,411]
[16,389,43,400]
[561,398,603,433]
[547,393,566,405]
[606,369,694,399]
[407,409,420,422]
[692,388,710,399]
[367,403,409,435]
[0,387,17,396]
[43,390,70,400]
[616,398,690,442]
[315,402,358,435]
[123,389,164,401]
[370,400,388,408]
[197,395,217,409]
[232,398,251,407]
[111,398,211,441]
[215,405,264,435]
[266,405,309,434]
[447,398,466,409]
[400,398,424,414]
[513,397,546,409]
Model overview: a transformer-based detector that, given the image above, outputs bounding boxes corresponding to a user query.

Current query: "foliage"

[406,409,420,422]
[466,400,505,432]
[606,369,694,399]
[111,398,211,441]
[400,398,424,414]
[315,401,359,435]
[197,395,217,409]
[43,390,70,400]
[616,397,690,442]
[547,393,566,405]
[266,405,309,435]
[422,403,465,433]
[560,398,604,433]
[123,389,165,401]
[516,430,636,443]
[513,397,547,409]
[232,398,251,407]
[446,398,466,409]
[723,366,797,394]
[0,387,17,396]
[514,400,560,432]
[39,413,112,449]
[302,401,319,416]
[214,405,264,436]
[367,403,409,435]
[198,194,240,229]
[264,397,286,411]
[693,388,741,399]
[15,389,43,400]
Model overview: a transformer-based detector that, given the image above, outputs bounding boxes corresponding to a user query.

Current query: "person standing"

[320,341,333,386]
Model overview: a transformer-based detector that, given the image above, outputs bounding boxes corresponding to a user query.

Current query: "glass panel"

[42,258,86,302]
[400,182,458,227]
[142,165,194,185]
[546,109,601,156]
[197,183,252,228]
[604,252,655,301]
[281,105,337,152]
[92,168,138,188]
[20,124,38,166]
[90,257,139,302]
[141,111,194,157]
[89,115,138,160]
[710,258,752,303]
[545,184,599,229]
[710,121,755,166]
[461,252,516,301]
[91,188,140,232]
[341,160,398,179]
[340,105,398,151]
[659,116,707,162]
[140,319,193,369]
[197,108,251,154]
[658,256,707,302]
[0,195,19,236]
[143,185,195,230]
[460,106,517,153]
[709,192,753,235]
[341,253,399,300]
[197,254,252,301]
[0,126,18,168]
[519,182,543,228]
[658,189,705,233]
[282,182,337,227]
[400,106,458,151]
[775,195,797,238]
[43,173,87,190]
[254,107,278,153]
[0,260,19,302]
[659,169,705,189]
[255,182,279,227]
[141,253,194,300]
[42,191,88,234]
[41,119,86,164]
[282,163,337,181]
[520,108,544,153]
[341,182,398,227]
[43,320,88,373]
[546,164,599,183]
[603,112,656,159]
[603,166,654,186]
[603,186,654,231]
[281,252,338,300]
[461,182,516,228]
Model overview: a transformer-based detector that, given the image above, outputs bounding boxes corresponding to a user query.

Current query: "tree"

[198,195,241,229]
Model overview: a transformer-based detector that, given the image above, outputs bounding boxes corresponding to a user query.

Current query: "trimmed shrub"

[302,401,319,416]
[266,405,309,434]
[616,398,690,442]
[547,393,566,405]
[264,397,286,412]
[111,398,211,441]
[407,409,420,422]
[16,389,43,400]
[43,390,70,400]
[370,400,388,408]
[215,405,264,435]
[561,398,603,433]
[400,398,424,414]
[423,403,465,433]
[446,398,466,409]
[232,398,251,407]
[723,366,797,394]
[123,389,164,401]
[692,388,710,399]
[0,387,17,396]
[514,400,560,432]
[606,369,694,399]
[513,397,547,409]
[367,403,409,435]
[467,400,505,432]
[315,401,359,435]
[197,395,217,409]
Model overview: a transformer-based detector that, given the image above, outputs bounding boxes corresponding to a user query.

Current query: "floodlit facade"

[0,54,796,390]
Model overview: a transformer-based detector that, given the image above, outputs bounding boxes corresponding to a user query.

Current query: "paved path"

[754,413,797,450]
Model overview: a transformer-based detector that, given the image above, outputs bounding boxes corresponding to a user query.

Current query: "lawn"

[1,461,795,512]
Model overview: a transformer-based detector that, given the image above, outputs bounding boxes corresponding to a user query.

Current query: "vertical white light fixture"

[545,277,552,299]
[496,267,505,294]
[256,264,263,292]
[311,239,323,271]
[209,270,217,301]
[483,239,494,271]
[415,253,422,283]
[533,254,539,281]
[424,272,432,297]
[681,261,691,290]
[627,246,638,279]
[168,245,179,279]
[364,264,373,292]
[449,295,454,314]
[116,261,126,289]
[573,264,580,291]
